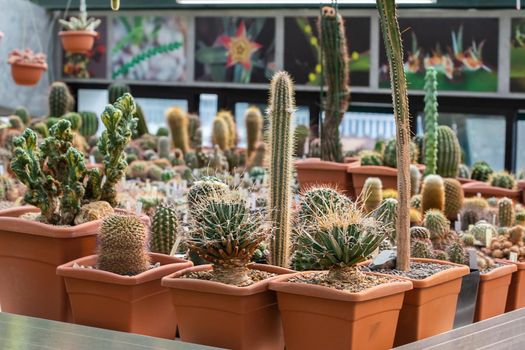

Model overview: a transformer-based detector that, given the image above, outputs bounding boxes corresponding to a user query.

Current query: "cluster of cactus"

[460,197,491,231]
[362,177,383,213]
[443,178,464,221]
[483,226,525,262]
[14,106,30,126]
[166,107,190,154]
[293,124,310,158]
[421,174,445,213]
[150,203,179,255]
[79,111,99,137]
[498,197,515,227]
[268,72,295,267]
[319,6,349,163]
[382,139,419,168]
[245,107,263,158]
[423,67,438,175]
[436,125,461,178]
[490,171,516,190]
[359,150,383,166]
[187,189,268,286]
[97,214,150,276]
[48,81,74,118]
[471,161,493,182]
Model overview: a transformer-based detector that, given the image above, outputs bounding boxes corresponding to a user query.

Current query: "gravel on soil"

[183,269,276,286]
[288,271,398,293]
[361,261,454,280]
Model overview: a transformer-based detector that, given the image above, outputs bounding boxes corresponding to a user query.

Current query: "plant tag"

[485,228,492,247]
[101,175,107,186]
[0,164,4,175]
[467,248,478,270]
[454,220,461,233]
[135,201,143,216]
[125,201,131,213]
[510,252,518,262]
[468,224,474,231]
[89,155,96,164]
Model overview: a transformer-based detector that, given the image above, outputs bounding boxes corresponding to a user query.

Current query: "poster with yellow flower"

[195,17,275,83]
[284,16,370,86]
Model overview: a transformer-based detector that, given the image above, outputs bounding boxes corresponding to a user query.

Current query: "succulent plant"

[436,126,460,178]
[423,209,450,245]
[14,106,30,126]
[410,194,422,211]
[362,177,383,213]
[421,174,445,213]
[446,242,466,264]
[373,198,398,242]
[150,203,179,255]
[157,136,171,159]
[410,208,423,226]
[382,139,419,168]
[245,106,263,158]
[156,127,169,137]
[217,110,237,149]
[8,116,24,130]
[471,161,493,182]
[433,249,449,261]
[97,214,150,276]
[411,240,434,259]
[359,150,383,166]
[108,83,130,104]
[461,233,475,247]
[490,171,516,190]
[383,188,398,199]
[516,211,525,226]
[59,0,101,31]
[187,190,268,286]
[48,81,73,118]
[166,107,190,154]
[498,197,515,228]
[298,186,351,224]
[469,220,497,247]
[134,104,149,138]
[423,67,438,176]
[309,138,321,158]
[410,226,431,241]
[187,178,229,211]
[443,178,464,221]
[79,111,99,137]
[293,124,310,158]
[32,122,49,138]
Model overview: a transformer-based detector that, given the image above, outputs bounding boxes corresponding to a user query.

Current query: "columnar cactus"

[423,67,438,175]
[373,198,398,242]
[49,82,74,118]
[158,136,170,159]
[422,174,445,214]
[377,0,412,270]
[443,178,464,221]
[268,71,295,267]
[97,214,150,276]
[14,106,30,125]
[32,122,49,138]
[166,107,190,154]
[319,6,349,163]
[423,209,450,244]
[436,125,460,178]
[363,177,383,213]
[410,164,421,196]
[212,116,229,151]
[79,111,99,137]
[490,171,516,190]
[217,110,236,149]
[471,161,493,182]
[245,106,263,158]
[134,105,149,138]
[108,82,130,104]
[188,113,202,149]
[293,124,310,158]
[498,197,515,227]
[412,135,424,164]
[150,203,178,255]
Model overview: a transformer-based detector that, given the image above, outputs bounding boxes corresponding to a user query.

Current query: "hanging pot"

[59,30,97,53]
[10,61,47,86]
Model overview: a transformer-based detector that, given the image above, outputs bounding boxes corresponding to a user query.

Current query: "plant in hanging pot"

[0,93,137,321]
[162,188,292,350]
[57,214,192,338]
[270,200,413,350]
[58,0,101,53]
[8,49,47,86]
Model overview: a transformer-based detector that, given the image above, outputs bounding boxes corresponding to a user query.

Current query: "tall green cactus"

[319,6,350,163]
[79,111,99,137]
[268,72,295,267]
[436,125,460,178]
[49,81,74,118]
[108,82,131,104]
[498,197,515,227]
[377,0,411,271]
[245,106,263,158]
[423,67,438,176]
[134,104,149,138]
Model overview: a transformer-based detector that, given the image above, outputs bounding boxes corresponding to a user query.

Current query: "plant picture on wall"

[194,17,276,83]
[379,17,499,92]
[284,16,371,86]
[510,18,525,92]
[111,15,187,81]
[62,17,107,79]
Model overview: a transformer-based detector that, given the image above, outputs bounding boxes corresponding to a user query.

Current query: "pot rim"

[481,261,517,281]
[462,183,521,196]
[347,164,398,175]
[161,263,294,296]
[295,158,353,171]
[56,252,193,285]
[11,60,48,70]
[268,270,413,302]
[59,30,98,37]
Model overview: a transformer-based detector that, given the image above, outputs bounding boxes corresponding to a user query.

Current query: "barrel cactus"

[359,150,383,166]
[421,174,445,213]
[490,171,516,190]
[436,125,460,178]
[150,203,179,255]
[443,178,464,221]
[108,82,131,104]
[471,161,493,182]
[498,197,515,228]
[79,111,99,137]
[49,81,73,118]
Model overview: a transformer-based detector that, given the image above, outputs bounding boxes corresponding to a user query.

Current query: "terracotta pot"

[10,61,47,86]
[457,177,476,185]
[0,206,99,321]
[505,261,525,312]
[295,158,355,198]
[57,253,191,338]
[371,258,469,347]
[343,156,360,164]
[474,263,517,322]
[518,180,525,204]
[269,271,413,350]
[462,182,522,202]
[162,263,292,350]
[59,30,97,53]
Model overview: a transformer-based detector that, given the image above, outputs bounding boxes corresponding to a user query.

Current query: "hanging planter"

[8,49,47,86]
[59,0,101,53]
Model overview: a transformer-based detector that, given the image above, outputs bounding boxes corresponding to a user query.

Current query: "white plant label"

[485,228,492,247]
[510,252,518,263]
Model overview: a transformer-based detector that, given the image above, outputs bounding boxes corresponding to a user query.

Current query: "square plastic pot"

[162,263,292,350]
[295,158,355,198]
[269,271,413,350]
[57,253,192,338]
[474,263,517,322]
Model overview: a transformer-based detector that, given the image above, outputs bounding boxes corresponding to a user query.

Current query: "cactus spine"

[498,197,515,227]
[423,67,438,176]
[150,204,178,255]
[49,82,73,118]
[79,111,99,137]
[319,6,349,163]
[97,214,150,276]
[436,125,460,178]
[377,0,412,270]
[443,178,464,221]
[268,72,295,267]
[212,116,229,151]
[166,107,190,154]
[217,110,236,149]
[363,177,383,213]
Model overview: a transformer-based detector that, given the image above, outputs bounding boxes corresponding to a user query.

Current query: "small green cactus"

[410,194,422,210]
[245,106,263,158]
[436,125,461,178]
[79,111,99,137]
[362,177,383,213]
[423,209,450,242]
[471,161,493,182]
[293,124,310,158]
[516,211,525,226]
[410,226,431,240]
[446,242,465,264]
[443,178,464,221]
[156,127,169,137]
[97,214,150,276]
[298,186,351,224]
[14,106,30,125]
[469,220,497,246]
[490,171,516,190]
[158,136,171,159]
[161,168,174,182]
[49,81,73,118]
[150,203,179,255]
[64,112,82,131]
[461,233,475,247]
[373,198,398,242]
[423,67,438,176]
[433,249,449,261]
[166,107,190,154]
[498,197,515,228]
[8,116,24,130]
[32,122,49,138]
[108,82,130,104]
[146,164,163,181]
[187,178,229,211]
[134,104,149,138]
[410,164,421,196]
[421,174,445,213]
[359,150,383,166]
[411,240,434,259]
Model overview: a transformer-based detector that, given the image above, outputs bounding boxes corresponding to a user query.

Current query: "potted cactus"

[162,186,291,350]
[463,170,522,202]
[59,0,101,53]
[270,196,413,350]
[0,93,137,321]
[8,49,48,86]
[57,214,192,338]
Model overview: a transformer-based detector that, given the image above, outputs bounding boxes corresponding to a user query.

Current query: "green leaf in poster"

[247,19,264,39]
[210,63,227,82]
[196,46,227,65]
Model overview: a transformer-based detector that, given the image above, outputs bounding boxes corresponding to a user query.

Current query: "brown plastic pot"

[474,263,516,322]
[0,206,100,321]
[269,271,413,350]
[295,158,355,198]
[10,61,47,86]
[57,253,192,338]
[462,182,522,203]
[59,30,97,53]
[505,261,525,312]
[162,263,292,350]
[372,258,469,347]
[457,177,477,185]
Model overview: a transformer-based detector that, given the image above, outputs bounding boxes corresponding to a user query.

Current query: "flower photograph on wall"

[111,15,187,81]
[379,17,499,92]
[62,16,107,79]
[510,18,525,92]
[284,16,370,87]
[194,17,275,83]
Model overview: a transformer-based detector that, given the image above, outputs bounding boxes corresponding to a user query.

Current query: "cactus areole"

[377,0,411,271]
